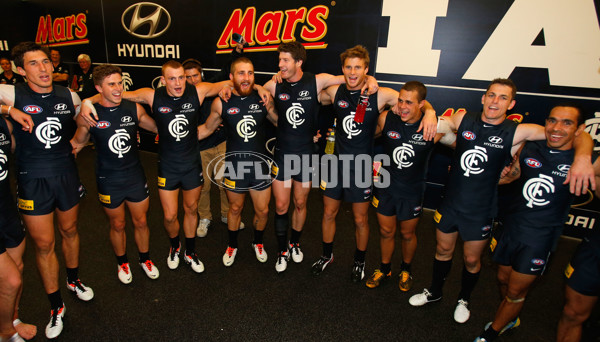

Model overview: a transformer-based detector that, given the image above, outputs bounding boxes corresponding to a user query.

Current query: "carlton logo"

[279,93,290,101]
[97,121,111,129]
[337,100,349,108]
[227,107,240,115]
[158,106,172,114]
[462,131,476,140]
[216,6,329,54]
[525,158,542,168]
[35,13,88,47]
[23,105,43,114]
[387,131,400,139]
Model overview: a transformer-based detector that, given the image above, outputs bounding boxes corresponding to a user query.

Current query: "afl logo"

[337,100,349,108]
[278,93,290,101]
[158,107,172,114]
[525,158,542,168]
[249,104,260,110]
[181,103,192,109]
[531,258,545,266]
[488,136,503,144]
[557,164,570,173]
[227,107,240,115]
[23,105,42,114]
[121,116,132,123]
[462,131,476,140]
[387,131,400,139]
[121,2,171,39]
[412,134,424,141]
[364,188,371,195]
[97,121,111,129]
[54,103,67,111]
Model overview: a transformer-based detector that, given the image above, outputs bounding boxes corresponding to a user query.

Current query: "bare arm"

[52,72,68,83]
[265,95,278,126]
[436,118,456,147]
[198,98,224,140]
[499,144,523,185]
[315,74,379,96]
[319,85,338,106]
[71,90,82,117]
[375,110,388,138]
[594,157,600,198]
[263,80,277,97]
[136,103,157,134]
[71,114,92,155]
[196,80,232,104]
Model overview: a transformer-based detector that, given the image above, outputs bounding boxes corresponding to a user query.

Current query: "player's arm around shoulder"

[377,87,398,110]
[499,143,524,185]
[265,94,278,126]
[375,110,389,138]
[137,103,157,134]
[122,87,155,106]
[198,97,224,140]
[319,84,339,106]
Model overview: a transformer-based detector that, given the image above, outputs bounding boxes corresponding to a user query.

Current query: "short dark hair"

[551,102,586,126]
[340,45,370,68]
[277,41,306,65]
[401,81,427,102]
[486,78,517,100]
[182,58,202,72]
[92,64,122,86]
[11,41,50,68]
[230,57,253,73]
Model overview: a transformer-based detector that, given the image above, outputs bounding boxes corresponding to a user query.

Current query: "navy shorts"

[372,189,422,220]
[434,206,493,241]
[565,237,600,296]
[158,164,204,191]
[0,205,25,254]
[17,172,82,215]
[223,158,271,193]
[97,168,149,209]
[491,231,551,275]
[271,149,316,183]
[320,156,373,203]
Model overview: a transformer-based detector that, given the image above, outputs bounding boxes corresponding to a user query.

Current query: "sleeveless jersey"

[333,86,379,156]
[220,91,268,159]
[0,118,13,206]
[89,100,141,177]
[152,85,201,172]
[442,112,518,217]
[0,73,25,85]
[381,113,436,197]
[12,83,77,178]
[274,72,318,154]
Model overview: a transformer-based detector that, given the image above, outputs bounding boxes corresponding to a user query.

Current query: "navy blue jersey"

[274,72,319,154]
[441,112,517,217]
[333,86,379,156]
[380,112,436,198]
[12,83,77,179]
[0,73,25,85]
[52,62,70,87]
[198,96,227,151]
[0,118,13,206]
[220,91,268,159]
[152,85,201,172]
[89,100,141,177]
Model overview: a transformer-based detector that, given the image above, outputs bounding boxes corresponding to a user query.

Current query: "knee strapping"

[274,213,289,236]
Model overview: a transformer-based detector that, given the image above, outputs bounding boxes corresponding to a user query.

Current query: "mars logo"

[337,100,349,108]
[393,143,415,169]
[168,114,189,141]
[216,6,328,54]
[342,113,362,139]
[0,151,7,181]
[237,115,257,142]
[523,173,555,208]
[460,145,488,176]
[108,129,131,158]
[525,158,542,168]
[35,13,88,47]
[97,121,111,129]
[584,112,600,151]
[23,105,42,114]
[35,117,62,149]
[227,107,240,115]
[158,106,172,114]
[54,103,67,111]
[279,93,290,101]
[462,131,476,140]
[531,259,545,266]
[387,131,400,139]
[286,103,305,129]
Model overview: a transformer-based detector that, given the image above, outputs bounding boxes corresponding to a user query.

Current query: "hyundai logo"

[121,116,133,123]
[249,104,260,110]
[412,134,423,141]
[122,2,171,39]
[299,90,309,97]
[557,164,571,173]
[181,103,192,110]
[488,136,503,144]
[54,103,67,111]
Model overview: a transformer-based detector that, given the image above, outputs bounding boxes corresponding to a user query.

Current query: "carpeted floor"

[15,148,599,341]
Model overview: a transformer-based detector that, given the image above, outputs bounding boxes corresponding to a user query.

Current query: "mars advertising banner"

[2,0,599,236]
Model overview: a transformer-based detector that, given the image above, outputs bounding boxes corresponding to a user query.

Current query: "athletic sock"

[185,237,196,255]
[169,236,180,250]
[401,261,412,273]
[458,265,480,302]
[480,324,499,341]
[228,230,239,249]
[138,252,149,263]
[322,242,333,259]
[253,229,264,245]
[430,258,452,298]
[66,267,78,284]
[380,262,391,275]
[290,228,302,244]
[354,249,366,263]
[116,254,128,265]
[48,290,63,310]
[274,213,289,252]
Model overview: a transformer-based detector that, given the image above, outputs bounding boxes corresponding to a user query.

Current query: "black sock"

[185,237,196,255]
[48,290,63,310]
[274,213,289,252]
[354,249,366,263]
[228,230,239,248]
[138,252,149,263]
[169,236,180,250]
[480,324,499,341]
[66,267,78,284]
[430,258,452,298]
[253,229,264,245]
[322,242,333,258]
[380,262,391,275]
[290,229,302,244]
[116,254,128,265]
[401,261,411,273]
[458,265,480,302]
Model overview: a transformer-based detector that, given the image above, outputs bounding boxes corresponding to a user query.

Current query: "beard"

[233,80,254,97]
